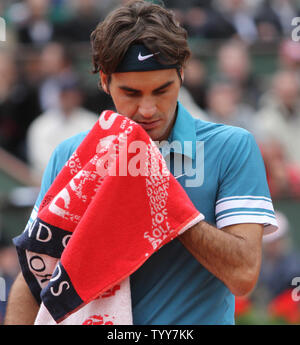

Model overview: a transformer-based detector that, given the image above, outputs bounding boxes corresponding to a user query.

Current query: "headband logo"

[115,44,177,72]
[138,51,159,62]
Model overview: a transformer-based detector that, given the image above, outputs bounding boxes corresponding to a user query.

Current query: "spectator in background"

[0,50,41,161]
[26,76,98,176]
[163,0,210,8]
[213,0,258,43]
[215,40,261,109]
[50,0,116,114]
[13,0,56,47]
[254,0,283,42]
[260,139,300,199]
[278,39,300,80]
[260,211,298,298]
[97,0,122,16]
[183,4,237,40]
[38,41,75,112]
[0,235,20,324]
[55,0,102,43]
[20,47,43,90]
[177,86,208,121]
[205,78,260,136]
[257,69,300,166]
[262,0,299,37]
[182,56,208,110]
[253,211,300,323]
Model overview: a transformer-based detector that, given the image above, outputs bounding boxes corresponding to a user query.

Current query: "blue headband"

[115,44,179,73]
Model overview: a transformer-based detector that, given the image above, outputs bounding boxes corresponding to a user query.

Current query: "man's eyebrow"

[153,80,174,92]
[119,86,140,93]
[118,80,175,93]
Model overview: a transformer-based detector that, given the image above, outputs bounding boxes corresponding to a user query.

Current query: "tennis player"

[5,0,277,325]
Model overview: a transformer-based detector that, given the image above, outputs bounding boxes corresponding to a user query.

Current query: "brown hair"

[90,0,191,76]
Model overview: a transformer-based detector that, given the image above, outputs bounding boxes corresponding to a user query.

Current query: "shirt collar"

[161,102,196,159]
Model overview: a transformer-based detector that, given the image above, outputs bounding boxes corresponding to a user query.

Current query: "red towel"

[16,110,203,323]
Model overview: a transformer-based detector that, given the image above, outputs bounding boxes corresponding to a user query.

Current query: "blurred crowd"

[0,0,300,324]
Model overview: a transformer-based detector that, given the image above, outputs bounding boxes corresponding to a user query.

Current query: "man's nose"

[138,97,157,118]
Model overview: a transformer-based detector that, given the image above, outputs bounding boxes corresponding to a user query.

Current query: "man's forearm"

[179,221,263,296]
[4,272,39,325]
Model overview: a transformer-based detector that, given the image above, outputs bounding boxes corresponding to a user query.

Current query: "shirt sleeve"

[215,129,278,234]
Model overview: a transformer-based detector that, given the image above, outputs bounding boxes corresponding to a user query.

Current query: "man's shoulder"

[56,131,89,154]
[34,130,89,208]
[177,103,255,155]
[194,117,253,144]
[51,130,89,170]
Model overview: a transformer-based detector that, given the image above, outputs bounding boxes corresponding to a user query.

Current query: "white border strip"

[178,213,205,235]
[216,214,278,235]
[216,210,276,221]
[216,198,274,214]
[216,195,272,204]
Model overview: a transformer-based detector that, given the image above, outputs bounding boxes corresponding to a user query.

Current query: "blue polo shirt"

[18,102,277,325]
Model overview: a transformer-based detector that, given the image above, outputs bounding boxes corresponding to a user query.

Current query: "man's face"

[100,68,182,141]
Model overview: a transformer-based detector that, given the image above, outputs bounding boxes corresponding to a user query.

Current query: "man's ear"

[180,69,184,84]
[176,68,184,85]
[100,71,109,94]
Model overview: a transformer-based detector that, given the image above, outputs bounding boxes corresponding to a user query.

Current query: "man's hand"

[179,221,263,296]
